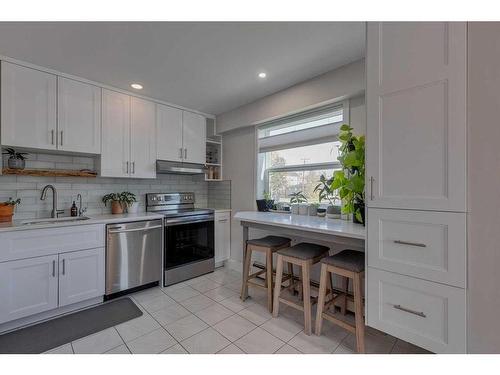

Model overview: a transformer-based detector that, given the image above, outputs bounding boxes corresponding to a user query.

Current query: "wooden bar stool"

[315,250,365,353]
[272,242,330,335]
[240,235,291,312]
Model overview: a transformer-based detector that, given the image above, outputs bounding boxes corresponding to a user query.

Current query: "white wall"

[467,22,500,353]
[217,59,365,133]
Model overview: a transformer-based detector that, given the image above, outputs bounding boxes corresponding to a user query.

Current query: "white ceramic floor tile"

[340,329,396,354]
[105,344,131,354]
[217,344,245,354]
[190,279,223,293]
[164,314,209,341]
[275,344,302,354]
[333,344,356,354]
[115,313,161,342]
[72,328,124,354]
[127,328,177,354]
[195,303,234,325]
[180,294,216,313]
[391,339,431,354]
[150,304,192,326]
[43,343,74,354]
[288,326,347,354]
[139,294,177,313]
[181,328,231,354]
[205,271,240,286]
[237,303,272,326]
[218,295,256,313]
[183,275,210,286]
[165,286,201,302]
[213,314,257,342]
[161,343,188,354]
[261,316,304,342]
[203,286,238,302]
[234,327,284,354]
[131,287,166,304]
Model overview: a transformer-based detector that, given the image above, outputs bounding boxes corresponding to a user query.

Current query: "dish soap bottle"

[71,201,78,217]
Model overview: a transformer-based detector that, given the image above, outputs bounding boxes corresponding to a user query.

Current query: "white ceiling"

[0,22,365,115]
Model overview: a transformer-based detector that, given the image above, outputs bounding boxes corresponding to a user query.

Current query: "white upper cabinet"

[182,111,206,164]
[366,22,467,212]
[130,97,156,178]
[101,89,131,178]
[57,77,101,154]
[156,104,183,162]
[1,61,57,150]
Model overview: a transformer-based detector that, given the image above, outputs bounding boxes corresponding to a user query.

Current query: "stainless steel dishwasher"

[105,219,162,296]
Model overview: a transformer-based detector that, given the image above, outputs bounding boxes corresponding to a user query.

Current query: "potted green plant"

[2,148,28,170]
[314,174,341,219]
[308,202,319,216]
[289,191,308,215]
[330,124,365,225]
[256,191,274,212]
[0,198,21,222]
[102,192,137,214]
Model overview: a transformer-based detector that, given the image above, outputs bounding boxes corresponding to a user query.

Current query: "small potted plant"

[256,191,274,212]
[0,197,21,222]
[2,148,28,170]
[102,192,137,214]
[314,174,341,219]
[308,202,319,216]
[289,191,307,215]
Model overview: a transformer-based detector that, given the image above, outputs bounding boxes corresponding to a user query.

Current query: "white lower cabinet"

[215,211,231,264]
[367,267,466,353]
[0,255,59,324]
[59,248,105,307]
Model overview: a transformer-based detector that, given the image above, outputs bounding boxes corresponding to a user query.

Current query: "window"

[257,101,348,205]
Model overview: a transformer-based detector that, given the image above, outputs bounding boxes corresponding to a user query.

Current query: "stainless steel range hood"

[156,160,207,175]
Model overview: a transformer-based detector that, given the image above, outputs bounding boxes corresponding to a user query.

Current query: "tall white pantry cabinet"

[365,22,467,353]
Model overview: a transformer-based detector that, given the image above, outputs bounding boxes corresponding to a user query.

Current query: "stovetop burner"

[145,192,213,218]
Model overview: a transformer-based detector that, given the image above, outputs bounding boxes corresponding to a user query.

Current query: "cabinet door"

[1,61,57,150]
[156,104,184,162]
[182,111,206,164]
[214,212,231,264]
[57,77,101,154]
[101,89,130,177]
[130,97,157,178]
[0,255,58,324]
[59,248,105,307]
[366,22,466,211]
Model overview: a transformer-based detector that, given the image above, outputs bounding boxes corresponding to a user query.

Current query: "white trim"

[0,54,215,119]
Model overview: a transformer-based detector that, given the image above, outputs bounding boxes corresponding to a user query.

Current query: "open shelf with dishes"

[205,118,223,181]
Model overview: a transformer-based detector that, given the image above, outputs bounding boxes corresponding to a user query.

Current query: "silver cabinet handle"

[126,161,129,174]
[179,148,183,159]
[51,130,55,145]
[108,225,163,234]
[393,304,426,318]
[62,259,66,275]
[218,219,228,223]
[369,176,374,200]
[184,148,187,159]
[52,260,56,277]
[393,240,427,248]
[60,130,63,146]
[132,161,135,174]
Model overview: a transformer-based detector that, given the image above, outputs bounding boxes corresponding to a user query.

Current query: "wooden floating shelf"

[2,168,97,178]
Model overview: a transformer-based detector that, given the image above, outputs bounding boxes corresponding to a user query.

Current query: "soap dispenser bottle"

[71,201,78,217]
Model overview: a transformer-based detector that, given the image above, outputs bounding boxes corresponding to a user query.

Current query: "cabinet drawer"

[215,211,230,222]
[0,224,105,262]
[366,267,466,353]
[367,208,466,287]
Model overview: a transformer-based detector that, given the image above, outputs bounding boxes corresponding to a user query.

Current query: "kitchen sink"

[21,216,91,226]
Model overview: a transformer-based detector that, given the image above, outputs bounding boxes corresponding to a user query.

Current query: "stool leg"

[266,249,273,313]
[341,277,349,315]
[315,264,329,336]
[240,245,252,301]
[353,272,365,353]
[298,268,303,301]
[302,262,312,335]
[272,255,284,317]
[287,263,294,290]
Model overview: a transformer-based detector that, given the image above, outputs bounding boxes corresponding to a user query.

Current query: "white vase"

[127,202,139,213]
[298,204,309,215]
[308,205,318,216]
[290,204,299,215]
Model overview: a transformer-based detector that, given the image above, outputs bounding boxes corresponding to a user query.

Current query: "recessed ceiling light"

[130,83,143,90]
[258,72,267,79]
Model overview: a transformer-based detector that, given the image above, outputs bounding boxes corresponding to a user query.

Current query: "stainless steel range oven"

[146,192,214,286]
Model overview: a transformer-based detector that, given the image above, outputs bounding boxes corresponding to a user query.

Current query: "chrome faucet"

[40,185,64,218]
[76,193,87,217]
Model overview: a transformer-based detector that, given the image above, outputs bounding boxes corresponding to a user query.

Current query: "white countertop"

[0,212,165,233]
[234,211,365,240]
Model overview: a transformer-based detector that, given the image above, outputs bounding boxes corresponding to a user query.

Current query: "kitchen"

[0,16,499,363]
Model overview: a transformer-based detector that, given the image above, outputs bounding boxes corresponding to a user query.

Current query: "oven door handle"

[165,216,214,226]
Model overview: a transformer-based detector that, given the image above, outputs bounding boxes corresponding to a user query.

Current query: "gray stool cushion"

[247,235,291,248]
[277,242,329,260]
[321,250,365,272]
